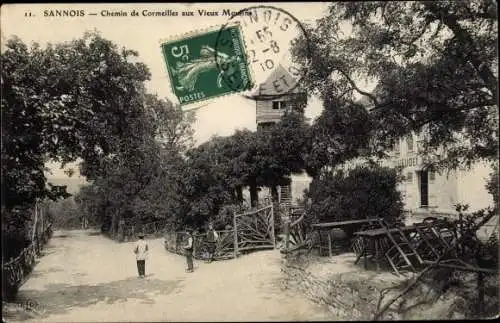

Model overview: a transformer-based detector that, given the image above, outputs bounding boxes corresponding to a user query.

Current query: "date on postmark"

[161,25,253,105]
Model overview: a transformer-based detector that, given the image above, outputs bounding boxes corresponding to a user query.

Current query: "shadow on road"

[14,277,183,320]
[28,266,65,279]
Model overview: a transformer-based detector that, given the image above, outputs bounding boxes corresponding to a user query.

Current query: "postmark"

[215,6,311,100]
[160,25,253,106]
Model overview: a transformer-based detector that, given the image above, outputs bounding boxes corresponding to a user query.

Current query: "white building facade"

[381,133,494,214]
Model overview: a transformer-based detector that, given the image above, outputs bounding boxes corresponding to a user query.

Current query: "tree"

[293,0,498,170]
[74,94,196,235]
[305,97,373,178]
[1,32,152,212]
[145,94,195,154]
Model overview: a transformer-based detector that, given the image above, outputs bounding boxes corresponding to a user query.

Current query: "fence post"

[270,204,276,249]
[233,213,238,258]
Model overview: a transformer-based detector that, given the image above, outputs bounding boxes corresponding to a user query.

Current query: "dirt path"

[6,230,336,322]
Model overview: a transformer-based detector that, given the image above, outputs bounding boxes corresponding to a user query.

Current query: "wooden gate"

[233,204,276,257]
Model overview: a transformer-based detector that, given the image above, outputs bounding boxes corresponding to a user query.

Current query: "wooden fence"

[164,229,236,260]
[233,204,276,256]
[163,204,277,260]
[2,216,53,300]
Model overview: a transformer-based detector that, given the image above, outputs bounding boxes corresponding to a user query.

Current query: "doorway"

[419,170,429,207]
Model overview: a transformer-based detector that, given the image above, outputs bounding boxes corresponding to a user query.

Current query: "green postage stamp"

[161,24,253,105]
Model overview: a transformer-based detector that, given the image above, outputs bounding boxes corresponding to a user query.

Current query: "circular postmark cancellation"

[215,6,311,100]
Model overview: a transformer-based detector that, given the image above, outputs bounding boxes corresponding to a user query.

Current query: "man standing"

[134,233,148,278]
[183,228,194,273]
[206,223,219,263]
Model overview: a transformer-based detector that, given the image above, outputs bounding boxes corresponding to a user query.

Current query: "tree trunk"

[236,186,243,203]
[271,186,279,204]
[271,185,280,215]
[249,182,258,208]
[111,212,119,237]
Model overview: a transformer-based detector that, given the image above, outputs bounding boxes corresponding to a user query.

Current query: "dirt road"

[7,230,336,322]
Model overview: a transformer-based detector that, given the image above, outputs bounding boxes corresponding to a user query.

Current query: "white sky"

[1,3,330,179]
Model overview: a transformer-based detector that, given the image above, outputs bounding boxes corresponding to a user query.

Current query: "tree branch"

[423,2,498,102]
[401,19,432,46]
[336,67,380,106]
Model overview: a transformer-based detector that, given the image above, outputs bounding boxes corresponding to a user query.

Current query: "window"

[406,172,413,183]
[406,135,414,153]
[272,101,287,110]
[394,140,401,156]
[416,140,424,153]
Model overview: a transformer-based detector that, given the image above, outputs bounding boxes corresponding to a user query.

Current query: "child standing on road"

[183,229,194,273]
[134,233,148,278]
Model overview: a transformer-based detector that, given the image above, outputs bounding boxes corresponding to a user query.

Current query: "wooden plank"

[235,204,273,218]
[233,213,238,258]
[328,231,332,257]
[237,245,274,251]
[312,218,382,229]
[270,205,276,249]
[383,231,415,271]
[238,239,273,244]
[355,225,417,237]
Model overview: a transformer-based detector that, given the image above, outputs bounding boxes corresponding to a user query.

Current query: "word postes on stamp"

[161,25,253,106]
[216,6,311,100]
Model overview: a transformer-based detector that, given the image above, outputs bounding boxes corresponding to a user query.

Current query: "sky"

[2,3,334,181]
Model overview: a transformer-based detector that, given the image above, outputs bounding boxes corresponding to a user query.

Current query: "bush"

[1,207,33,261]
[305,163,404,229]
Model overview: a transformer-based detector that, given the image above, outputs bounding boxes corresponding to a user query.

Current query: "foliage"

[1,31,152,213]
[485,163,499,211]
[293,0,498,170]
[45,197,82,229]
[146,94,195,153]
[306,162,404,226]
[74,94,196,234]
[305,98,373,177]
[1,32,196,236]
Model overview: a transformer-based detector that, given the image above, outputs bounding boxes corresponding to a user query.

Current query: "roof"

[250,64,306,98]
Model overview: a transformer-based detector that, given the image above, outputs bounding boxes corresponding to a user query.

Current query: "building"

[379,132,494,215]
[251,64,312,207]
[355,94,495,217]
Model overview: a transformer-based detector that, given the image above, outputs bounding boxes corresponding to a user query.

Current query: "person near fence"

[183,228,194,273]
[134,233,148,278]
[206,223,219,263]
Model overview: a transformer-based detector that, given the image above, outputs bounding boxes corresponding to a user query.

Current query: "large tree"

[1,32,152,211]
[293,0,498,170]
[305,97,373,178]
[74,93,196,234]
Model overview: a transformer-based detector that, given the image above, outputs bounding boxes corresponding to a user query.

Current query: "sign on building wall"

[396,157,420,168]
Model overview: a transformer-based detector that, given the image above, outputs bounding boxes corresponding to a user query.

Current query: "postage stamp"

[161,24,253,106]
